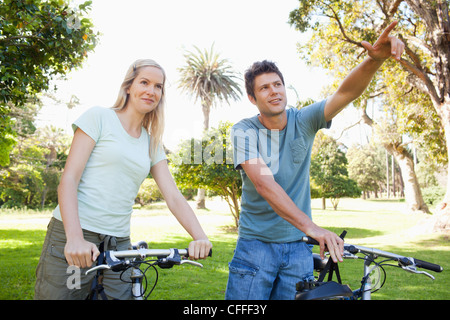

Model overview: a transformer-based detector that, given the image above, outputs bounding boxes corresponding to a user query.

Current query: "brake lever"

[401,266,435,280]
[180,259,203,268]
[399,257,435,280]
[86,264,111,275]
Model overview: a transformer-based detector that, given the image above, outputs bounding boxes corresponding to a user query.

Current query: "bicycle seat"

[295,281,353,300]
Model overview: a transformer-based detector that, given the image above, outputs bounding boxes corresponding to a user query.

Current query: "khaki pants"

[34,218,133,300]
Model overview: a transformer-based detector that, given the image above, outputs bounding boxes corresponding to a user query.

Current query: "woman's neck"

[115,107,144,138]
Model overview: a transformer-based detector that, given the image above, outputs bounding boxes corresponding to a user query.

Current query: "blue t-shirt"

[231,100,331,242]
[53,106,166,237]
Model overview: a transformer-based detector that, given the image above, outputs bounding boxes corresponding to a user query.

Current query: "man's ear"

[248,94,257,106]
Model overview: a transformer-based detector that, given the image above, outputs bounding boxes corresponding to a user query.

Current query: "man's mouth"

[269,98,282,104]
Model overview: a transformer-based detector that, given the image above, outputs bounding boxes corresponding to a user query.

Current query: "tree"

[170,122,242,227]
[288,0,440,212]
[347,143,387,199]
[0,125,70,209]
[288,0,449,224]
[0,0,98,165]
[310,131,360,210]
[177,44,242,208]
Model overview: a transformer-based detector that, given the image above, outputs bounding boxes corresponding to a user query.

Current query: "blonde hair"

[111,59,166,156]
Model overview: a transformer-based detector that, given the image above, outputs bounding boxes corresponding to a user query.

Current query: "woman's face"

[126,66,164,115]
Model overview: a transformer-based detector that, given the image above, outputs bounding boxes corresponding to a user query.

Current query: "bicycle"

[85,240,211,300]
[295,231,443,300]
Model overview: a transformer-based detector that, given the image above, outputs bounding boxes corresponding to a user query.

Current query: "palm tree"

[178,44,242,208]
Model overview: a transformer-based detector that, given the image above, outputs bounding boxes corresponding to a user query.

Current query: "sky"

[36,0,365,150]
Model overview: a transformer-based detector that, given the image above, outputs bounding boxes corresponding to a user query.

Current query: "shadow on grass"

[0,229,46,300]
[310,227,384,240]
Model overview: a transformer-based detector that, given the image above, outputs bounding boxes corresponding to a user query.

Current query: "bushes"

[135,178,163,206]
[421,186,446,207]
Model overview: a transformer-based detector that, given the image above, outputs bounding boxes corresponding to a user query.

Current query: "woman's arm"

[58,128,100,268]
[150,160,212,259]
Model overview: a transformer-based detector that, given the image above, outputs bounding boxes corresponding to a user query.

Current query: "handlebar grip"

[301,230,346,246]
[301,236,319,245]
[186,248,213,257]
[413,258,443,273]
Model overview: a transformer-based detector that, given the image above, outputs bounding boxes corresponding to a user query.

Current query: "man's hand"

[361,21,405,61]
[307,227,344,263]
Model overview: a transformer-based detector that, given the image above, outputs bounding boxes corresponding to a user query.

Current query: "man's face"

[248,72,287,117]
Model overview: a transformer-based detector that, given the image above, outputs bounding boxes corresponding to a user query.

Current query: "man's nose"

[270,85,280,95]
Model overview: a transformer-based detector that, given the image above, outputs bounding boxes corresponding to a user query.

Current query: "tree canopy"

[311,131,361,210]
[0,0,99,166]
[288,0,450,213]
[177,44,242,208]
[170,122,242,226]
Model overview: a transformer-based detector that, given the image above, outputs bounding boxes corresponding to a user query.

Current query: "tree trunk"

[196,102,211,209]
[403,0,450,228]
[196,188,206,210]
[359,106,429,213]
[385,143,430,213]
[434,115,450,232]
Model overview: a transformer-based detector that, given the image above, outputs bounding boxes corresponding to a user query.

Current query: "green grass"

[0,198,448,300]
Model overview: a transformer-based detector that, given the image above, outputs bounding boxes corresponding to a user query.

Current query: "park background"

[0,0,449,300]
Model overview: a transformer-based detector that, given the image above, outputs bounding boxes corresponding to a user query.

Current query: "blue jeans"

[225,238,314,300]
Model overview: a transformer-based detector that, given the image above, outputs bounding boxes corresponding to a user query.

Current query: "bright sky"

[37,0,365,150]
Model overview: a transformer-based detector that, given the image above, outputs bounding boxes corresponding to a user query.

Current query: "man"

[226,22,404,300]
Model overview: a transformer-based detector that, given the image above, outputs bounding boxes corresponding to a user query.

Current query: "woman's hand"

[188,239,213,260]
[64,237,100,268]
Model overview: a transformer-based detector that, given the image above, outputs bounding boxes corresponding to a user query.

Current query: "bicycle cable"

[118,260,160,300]
[350,255,387,294]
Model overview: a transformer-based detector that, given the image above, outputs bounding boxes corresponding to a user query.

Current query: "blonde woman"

[35,59,212,300]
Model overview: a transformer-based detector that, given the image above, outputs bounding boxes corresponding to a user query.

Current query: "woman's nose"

[146,85,155,95]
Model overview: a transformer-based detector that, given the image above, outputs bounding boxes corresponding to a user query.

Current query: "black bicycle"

[295,231,443,300]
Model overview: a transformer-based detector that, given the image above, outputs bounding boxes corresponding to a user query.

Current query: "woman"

[35,59,212,300]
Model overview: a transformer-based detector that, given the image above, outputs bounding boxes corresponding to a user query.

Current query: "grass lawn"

[0,197,448,300]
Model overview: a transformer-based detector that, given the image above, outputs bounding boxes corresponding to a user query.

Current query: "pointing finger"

[380,21,398,39]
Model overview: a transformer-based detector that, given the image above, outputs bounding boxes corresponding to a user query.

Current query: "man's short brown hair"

[244,60,285,100]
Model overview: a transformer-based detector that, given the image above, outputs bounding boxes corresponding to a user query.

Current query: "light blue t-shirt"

[231,100,331,242]
[53,106,166,237]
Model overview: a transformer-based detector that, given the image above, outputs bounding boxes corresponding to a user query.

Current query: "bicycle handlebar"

[301,236,443,273]
[408,258,443,273]
[86,246,212,275]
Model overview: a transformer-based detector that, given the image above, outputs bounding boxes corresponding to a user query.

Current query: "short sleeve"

[72,107,103,142]
[231,123,260,170]
[150,139,167,167]
[296,99,331,133]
